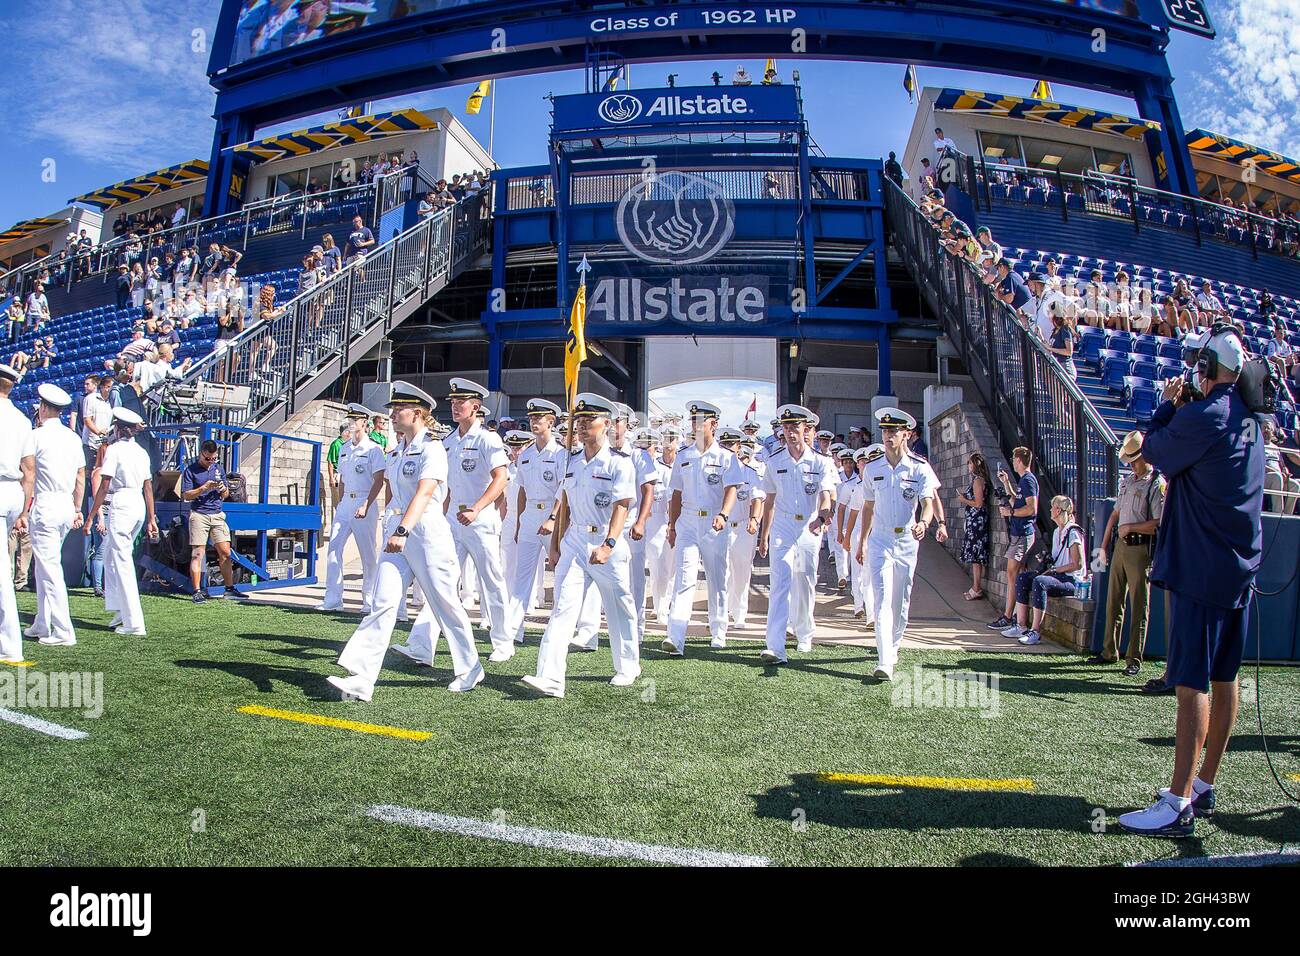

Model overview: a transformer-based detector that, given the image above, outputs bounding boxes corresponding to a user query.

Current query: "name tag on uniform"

[777,469,787,474]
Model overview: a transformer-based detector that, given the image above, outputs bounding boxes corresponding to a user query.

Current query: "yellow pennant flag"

[466,80,491,115]
[1031,79,1053,101]
[762,58,777,84]
[564,281,588,410]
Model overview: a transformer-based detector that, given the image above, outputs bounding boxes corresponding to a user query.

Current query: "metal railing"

[884,177,1119,532]
[973,158,1300,262]
[147,189,490,444]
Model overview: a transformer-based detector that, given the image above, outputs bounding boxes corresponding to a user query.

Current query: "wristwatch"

[395,525,409,537]
[603,537,617,549]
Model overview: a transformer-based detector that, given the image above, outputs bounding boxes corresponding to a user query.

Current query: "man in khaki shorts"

[181,439,246,602]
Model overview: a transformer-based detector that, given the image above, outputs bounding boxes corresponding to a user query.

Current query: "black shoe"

[223,588,251,601]
[1084,654,1115,665]
[1141,676,1173,695]
[987,616,1012,630]
[192,591,207,604]
[93,587,104,598]
[1123,662,1142,677]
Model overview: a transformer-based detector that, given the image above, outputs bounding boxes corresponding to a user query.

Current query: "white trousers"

[29,496,75,642]
[338,516,479,696]
[571,572,604,650]
[867,534,920,671]
[323,501,379,610]
[532,533,639,694]
[0,482,23,659]
[105,493,145,632]
[450,513,511,653]
[507,502,554,642]
[764,515,820,660]
[832,534,849,584]
[726,520,758,626]
[644,511,673,619]
[626,530,649,641]
[102,501,118,614]
[850,543,872,620]
[666,513,731,649]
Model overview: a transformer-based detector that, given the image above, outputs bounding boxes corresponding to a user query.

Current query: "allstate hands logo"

[598,94,642,125]
[616,171,735,265]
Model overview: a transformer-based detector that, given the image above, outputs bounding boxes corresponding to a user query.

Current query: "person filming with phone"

[181,440,245,603]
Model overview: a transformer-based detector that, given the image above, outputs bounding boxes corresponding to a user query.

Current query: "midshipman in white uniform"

[521,393,639,698]
[85,408,156,636]
[859,408,939,680]
[758,405,837,664]
[329,382,483,701]
[0,364,34,663]
[442,377,513,661]
[23,384,85,647]
[645,425,678,622]
[662,400,744,654]
[320,404,385,613]
[509,399,564,642]
[718,429,766,630]
[844,444,884,622]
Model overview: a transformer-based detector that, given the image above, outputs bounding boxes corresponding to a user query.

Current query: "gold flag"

[564,283,588,410]
[466,80,492,115]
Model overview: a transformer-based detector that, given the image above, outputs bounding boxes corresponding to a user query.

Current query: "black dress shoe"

[1123,662,1141,676]
[1141,676,1174,695]
[1084,654,1115,665]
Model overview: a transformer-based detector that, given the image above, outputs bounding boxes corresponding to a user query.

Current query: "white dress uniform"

[509,433,564,643]
[665,437,745,651]
[861,449,940,674]
[333,425,482,700]
[322,435,385,612]
[832,464,855,584]
[844,468,874,621]
[0,381,34,661]
[442,420,512,655]
[619,438,658,641]
[761,439,838,661]
[726,457,766,628]
[99,430,153,635]
[528,439,639,696]
[644,454,674,621]
[27,401,84,646]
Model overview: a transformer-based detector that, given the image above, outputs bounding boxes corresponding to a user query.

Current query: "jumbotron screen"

[225,0,1148,69]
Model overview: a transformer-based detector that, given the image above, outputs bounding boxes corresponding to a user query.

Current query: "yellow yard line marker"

[1289,774,1300,783]
[238,704,431,742]
[0,660,34,667]
[816,772,1034,792]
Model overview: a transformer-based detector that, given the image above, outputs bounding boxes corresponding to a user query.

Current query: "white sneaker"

[0,655,26,664]
[392,644,433,666]
[488,648,515,663]
[317,602,342,612]
[23,625,47,639]
[659,639,683,656]
[731,619,748,630]
[796,640,812,653]
[447,662,485,693]
[39,635,75,646]
[759,650,786,665]
[1118,795,1195,837]
[514,636,525,645]
[568,640,597,653]
[114,627,146,637]
[710,636,726,649]
[326,674,372,702]
[1018,630,1042,645]
[519,674,564,698]
[873,665,893,681]
[609,672,639,687]
[108,614,123,628]
[1001,624,1026,638]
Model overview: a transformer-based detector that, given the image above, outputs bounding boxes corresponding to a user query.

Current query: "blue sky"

[1,1,1297,232]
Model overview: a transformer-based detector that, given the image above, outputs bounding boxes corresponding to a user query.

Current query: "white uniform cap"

[718,427,745,443]
[447,377,489,401]
[633,427,659,446]
[686,400,721,419]
[388,381,436,410]
[525,397,561,417]
[112,407,143,426]
[0,363,21,384]
[660,425,681,440]
[875,406,916,429]
[504,429,533,446]
[816,429,834,441]
[776,403,813,424]
[572,392,616,418]
[345,402,374,419]
[37,383,72,408]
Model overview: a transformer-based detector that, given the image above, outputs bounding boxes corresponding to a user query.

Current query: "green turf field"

[2,590,1296,866]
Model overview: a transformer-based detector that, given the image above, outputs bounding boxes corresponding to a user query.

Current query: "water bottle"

[1078,578,1091,601]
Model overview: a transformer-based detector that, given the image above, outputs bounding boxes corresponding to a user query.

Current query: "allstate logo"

[616,171,735,265]
[598,94,642,125]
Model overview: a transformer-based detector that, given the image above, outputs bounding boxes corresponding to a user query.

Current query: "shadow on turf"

[753,772,1106,834]
[950,655,1142,701]
[1135,734,1299,757]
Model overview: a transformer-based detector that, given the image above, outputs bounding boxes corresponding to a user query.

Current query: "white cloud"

[0,0,217,174]
[1188,0,1300,155]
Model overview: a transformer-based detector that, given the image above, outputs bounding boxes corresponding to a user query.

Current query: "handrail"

[148,188,491,439]
[882,176,1119,533]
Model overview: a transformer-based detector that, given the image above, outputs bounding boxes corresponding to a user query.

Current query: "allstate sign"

[616,171,734,265]
[552,84,798,132]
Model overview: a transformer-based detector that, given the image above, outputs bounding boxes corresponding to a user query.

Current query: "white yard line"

[1127,848,1300,868]
[368,805,770,867]
[0,708,87,740]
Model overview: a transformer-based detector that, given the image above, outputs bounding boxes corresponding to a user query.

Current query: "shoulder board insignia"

[908,451,928,462]
[611,448,629,458]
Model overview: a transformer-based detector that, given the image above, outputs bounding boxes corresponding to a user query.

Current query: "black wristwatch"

[395,525,409,537]
[603,537,617,549]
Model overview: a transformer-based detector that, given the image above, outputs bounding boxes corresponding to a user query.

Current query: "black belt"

[1122,533,1154,546]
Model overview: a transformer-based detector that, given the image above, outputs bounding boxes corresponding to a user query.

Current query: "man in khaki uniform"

[1090,431,1164,676]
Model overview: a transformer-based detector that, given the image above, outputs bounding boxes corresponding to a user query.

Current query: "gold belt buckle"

[585,524,600,533]
[731,521,740,527]
[696,510,709,517]
[893,526,905,534]
[534,502,548,509]
[458,505,470,512]
[794,513,805,520]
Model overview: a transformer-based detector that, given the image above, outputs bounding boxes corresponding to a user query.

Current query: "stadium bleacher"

[1004,247,1300,435]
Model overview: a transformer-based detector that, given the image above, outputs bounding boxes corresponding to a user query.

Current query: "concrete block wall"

[928,401,1094,652]
[239,400,347,518]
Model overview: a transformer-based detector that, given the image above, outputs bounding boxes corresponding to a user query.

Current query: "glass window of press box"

[978,131,1133,180]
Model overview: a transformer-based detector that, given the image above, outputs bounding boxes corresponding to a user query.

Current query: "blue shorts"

[1165,593,1249,693]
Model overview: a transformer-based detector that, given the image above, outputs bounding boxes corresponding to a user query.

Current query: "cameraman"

[1117,328,1264,838]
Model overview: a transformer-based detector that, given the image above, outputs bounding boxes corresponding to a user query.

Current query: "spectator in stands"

[31,335,57,369]
[1001,495,1087,645]
[1078,269,1111,329]
[251,285,284,377]
[957,452,991,601]
[79,374,112,476]
[1263,321,1296,381]
[180,289,203,328]
[202,242,224,287]
[24,281,50,332]
[974,226,1001,270]
[933,127,957,158]
[175,246,198,291]
[155,318,181,349]
[1041,257,1063,293]
[1155,295,1186,338]
[884,151,904,187]
[1262,418,1298,515]
[1046,308,1076,380]
[114,264,132,309]
[8,349,29,375]
[1194,280,1224,325]
[993,259,1030,314]
[434,180,456,208]
[171,203,187,229]
[732,65,752,85]
[1024,272,1065,342]
[344,215,375,266]
[6,298,23,342]
[320,234,342,274]
[135,342,191,394]
[418,191,437,220]
[119,329,156,364]
[988,447,1038,632]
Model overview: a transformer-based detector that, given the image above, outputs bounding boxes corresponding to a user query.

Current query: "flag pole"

[488,80,496,160]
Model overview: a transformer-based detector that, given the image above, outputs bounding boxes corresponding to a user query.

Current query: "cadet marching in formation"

[315,378,941,700]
